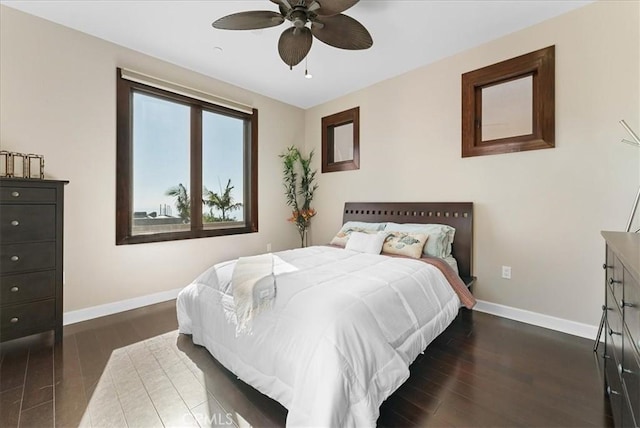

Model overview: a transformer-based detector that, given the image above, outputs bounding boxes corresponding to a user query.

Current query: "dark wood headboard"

[343,202,474,281]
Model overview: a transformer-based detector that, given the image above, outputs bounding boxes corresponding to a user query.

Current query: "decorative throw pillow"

[384,223,455,258]
[344,231,388,254]
[329,221,387,247]
[341,221,387,231]
[382,232,428,259]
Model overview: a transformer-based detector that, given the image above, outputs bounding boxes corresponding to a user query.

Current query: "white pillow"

[345,231,387,254]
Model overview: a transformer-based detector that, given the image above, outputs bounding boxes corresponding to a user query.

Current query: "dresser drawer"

[608,285,624,363]
[0,242,56,274]
[0,299,55,341]
[610,252,625,302]
[622,344,639,426]
[624,269,640,353]
[607,352,626,427]
[0,185,56,203]
[0,205,56,243]
[0,270,55,306]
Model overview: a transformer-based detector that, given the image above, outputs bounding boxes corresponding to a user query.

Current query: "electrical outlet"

[501,266,512,279]
[266,243,272,252]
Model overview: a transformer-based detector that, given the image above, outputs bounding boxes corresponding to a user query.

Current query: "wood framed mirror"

[322,107,360,172]
[462,45,555,158]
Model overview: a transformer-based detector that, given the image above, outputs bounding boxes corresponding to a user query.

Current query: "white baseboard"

[63,288,182,326]
[62,290,601,342]
[473,299,600,341]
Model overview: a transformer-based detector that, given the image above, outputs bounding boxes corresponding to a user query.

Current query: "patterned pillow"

[329,227,374,247]
[329,222,386,247]
[384,223,455,258]
[382,232,428,259]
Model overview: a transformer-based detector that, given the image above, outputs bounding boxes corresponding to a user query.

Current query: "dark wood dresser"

[1,178,67,343]
[602,231,640,427]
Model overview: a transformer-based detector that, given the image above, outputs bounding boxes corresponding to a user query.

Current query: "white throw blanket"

[231,253,275,334]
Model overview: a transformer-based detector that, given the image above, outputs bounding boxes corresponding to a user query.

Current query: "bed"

[177,202,475,427]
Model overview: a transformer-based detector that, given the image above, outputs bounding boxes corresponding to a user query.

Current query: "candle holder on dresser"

[0,151,45,179]
[0,151,10,177]
[25,154,45,179]
[11,152,25,178]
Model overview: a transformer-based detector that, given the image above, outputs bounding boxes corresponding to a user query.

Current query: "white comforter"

[177,246,460,427]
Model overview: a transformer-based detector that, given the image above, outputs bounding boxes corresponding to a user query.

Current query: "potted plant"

[280,146,318,247]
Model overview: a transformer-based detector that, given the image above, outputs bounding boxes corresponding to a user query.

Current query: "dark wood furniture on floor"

[0,301,612,427]
[1,178,67,343]
[602,231,640,428]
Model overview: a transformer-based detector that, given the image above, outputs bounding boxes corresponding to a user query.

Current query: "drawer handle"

[10,317,19,324]
[620,299,635,308]
[10,286,19,293]
[602,263,612,269]
[608,328,622,336]
[10,255,19,262]
[608,277,622,285]
[607,386,620,396]
[618,363,632,375]
[10,220,19,227]
[11,191,20,198]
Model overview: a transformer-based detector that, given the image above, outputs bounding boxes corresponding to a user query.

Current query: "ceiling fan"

[212,0,373,68]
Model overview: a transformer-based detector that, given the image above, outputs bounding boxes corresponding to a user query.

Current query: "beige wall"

[2,2,639,327]
[305,1,640,326]
[0,6,303,312]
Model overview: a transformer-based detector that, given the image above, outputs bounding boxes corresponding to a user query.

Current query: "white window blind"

[119,68,253,114]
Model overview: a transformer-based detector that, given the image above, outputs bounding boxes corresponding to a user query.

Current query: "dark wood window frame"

[462,45,555,158]
[322,107,360,173]
[116,69,258,245]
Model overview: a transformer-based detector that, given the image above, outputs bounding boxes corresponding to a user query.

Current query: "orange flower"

[287,208,317,224]
[300,209,314,221]
[287,210,299,223]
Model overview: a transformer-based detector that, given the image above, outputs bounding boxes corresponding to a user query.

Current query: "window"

[116,68,258,245]
[461,46,555,158]
[321,107,360,173]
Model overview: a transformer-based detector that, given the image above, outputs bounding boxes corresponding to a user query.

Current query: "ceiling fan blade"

[212,11,284,30]
[278,27,313,67]
[314,0,359,17]
[311,14,372,50]
[270,0,292,12]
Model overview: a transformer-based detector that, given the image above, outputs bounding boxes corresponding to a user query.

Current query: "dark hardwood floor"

[0,301,612,427]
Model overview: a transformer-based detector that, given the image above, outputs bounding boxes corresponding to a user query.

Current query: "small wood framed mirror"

[322,107,360,172]
[462,46,555,157]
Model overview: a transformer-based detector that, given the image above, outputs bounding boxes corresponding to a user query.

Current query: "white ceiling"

[2,0,592,109]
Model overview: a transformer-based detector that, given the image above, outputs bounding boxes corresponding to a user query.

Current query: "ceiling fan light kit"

[212,0,372,69]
